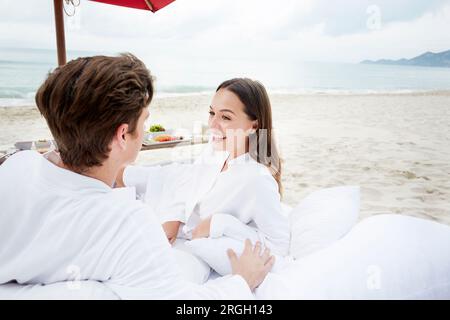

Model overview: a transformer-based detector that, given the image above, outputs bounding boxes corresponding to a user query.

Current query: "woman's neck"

[221,149,248,173]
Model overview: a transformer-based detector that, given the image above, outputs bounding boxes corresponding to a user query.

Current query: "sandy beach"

[1,92,449,225]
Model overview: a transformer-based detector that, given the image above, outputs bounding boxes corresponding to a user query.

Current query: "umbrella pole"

[53,0,67,66]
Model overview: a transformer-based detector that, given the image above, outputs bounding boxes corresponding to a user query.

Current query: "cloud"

[287,3,450,62]
[0,0,449,67]
[294,0,449,36]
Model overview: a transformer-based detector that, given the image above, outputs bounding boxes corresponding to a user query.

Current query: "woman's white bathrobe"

[0,151,254,299]
[124,146,290,257]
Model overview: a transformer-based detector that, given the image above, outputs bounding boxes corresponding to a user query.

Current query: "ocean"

[1,47,450,107]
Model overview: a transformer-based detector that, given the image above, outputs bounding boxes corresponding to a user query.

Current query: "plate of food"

[145,124,173,139]
[143,124,190,146]
[142,135,190,148]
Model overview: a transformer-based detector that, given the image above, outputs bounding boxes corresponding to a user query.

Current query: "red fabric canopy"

[53,0,176,66]
[90,0,176,13]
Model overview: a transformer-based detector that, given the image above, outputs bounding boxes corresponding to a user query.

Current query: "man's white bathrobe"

[0,151,254,299]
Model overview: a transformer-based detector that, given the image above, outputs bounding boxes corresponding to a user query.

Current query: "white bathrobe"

[0,151,254,299]
[124,146,290,256]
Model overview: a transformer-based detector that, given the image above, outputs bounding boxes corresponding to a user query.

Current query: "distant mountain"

[361,50,450,68]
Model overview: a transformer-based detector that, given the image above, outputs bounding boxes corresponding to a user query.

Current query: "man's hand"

[162,221,181,245]
[227,239,275,291]
[192,216,212,239]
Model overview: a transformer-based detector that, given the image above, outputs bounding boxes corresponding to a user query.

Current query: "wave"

[0,59,53,66]
[266,88,447,95]
[2,87,449,107]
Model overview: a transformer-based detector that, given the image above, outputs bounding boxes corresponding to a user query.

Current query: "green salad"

[149,124,165,132]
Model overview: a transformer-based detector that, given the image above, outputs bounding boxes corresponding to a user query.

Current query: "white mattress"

[1,214,450,300]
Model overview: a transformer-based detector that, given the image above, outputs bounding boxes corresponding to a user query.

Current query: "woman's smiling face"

[208,88,257,157]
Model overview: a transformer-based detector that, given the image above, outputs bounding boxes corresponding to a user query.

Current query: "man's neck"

[83,163,117,188]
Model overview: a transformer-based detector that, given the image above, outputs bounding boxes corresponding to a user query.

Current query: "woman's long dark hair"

[216,78,283,196]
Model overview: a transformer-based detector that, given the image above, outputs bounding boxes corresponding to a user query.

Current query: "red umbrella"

[90,0,176,12]
[53,0,176,66]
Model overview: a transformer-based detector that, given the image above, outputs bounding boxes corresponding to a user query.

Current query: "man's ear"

[116,123,129,149]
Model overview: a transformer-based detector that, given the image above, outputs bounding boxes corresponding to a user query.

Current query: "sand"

[1,91,449,225]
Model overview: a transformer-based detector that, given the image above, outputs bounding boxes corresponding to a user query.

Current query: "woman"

[129,78,290,258]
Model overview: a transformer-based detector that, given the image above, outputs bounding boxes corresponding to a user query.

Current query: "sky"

[0,0,449,87]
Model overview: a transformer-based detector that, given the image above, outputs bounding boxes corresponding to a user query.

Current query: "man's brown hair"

[35,53,153,172]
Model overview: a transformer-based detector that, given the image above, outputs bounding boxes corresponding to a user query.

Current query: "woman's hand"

[191,216,212,239]
[227,239,275,291]
[162,221,181,245]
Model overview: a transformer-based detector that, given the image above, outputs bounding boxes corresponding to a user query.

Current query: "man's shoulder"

[89,190,153,219]
[1,150,41,169]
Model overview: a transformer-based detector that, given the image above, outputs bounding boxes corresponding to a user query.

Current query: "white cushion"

[256,214,450,299]
[172,239,211,284]
[184,237,291,276]
[184,237,244,276]
[289,186,360,259]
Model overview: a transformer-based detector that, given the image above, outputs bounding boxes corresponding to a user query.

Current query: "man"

[0,54,274,299]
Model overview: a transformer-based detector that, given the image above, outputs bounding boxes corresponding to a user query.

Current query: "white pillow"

[172,239,211,284]
[184,237,244,276]
[256,214,450,299]
[289,186,360,259]
[185,237,293,276]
